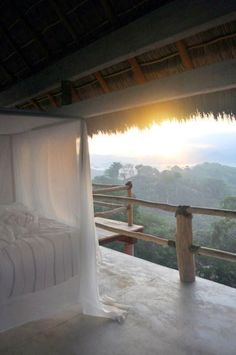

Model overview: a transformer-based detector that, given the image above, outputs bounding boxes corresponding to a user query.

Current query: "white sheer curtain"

[12,119,126,321]
[13,121,79,225]
[0,136,14,203]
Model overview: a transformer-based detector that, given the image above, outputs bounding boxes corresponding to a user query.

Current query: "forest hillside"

[93,162,236,288]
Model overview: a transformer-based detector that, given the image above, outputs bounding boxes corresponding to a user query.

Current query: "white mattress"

[0,204,79,302]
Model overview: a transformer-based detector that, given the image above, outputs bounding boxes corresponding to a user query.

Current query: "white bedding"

[0,204,79,302]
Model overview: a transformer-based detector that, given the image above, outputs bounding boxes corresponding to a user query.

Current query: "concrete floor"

[1,247,236,355]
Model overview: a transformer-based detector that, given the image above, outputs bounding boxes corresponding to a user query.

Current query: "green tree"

[105,162,122,182]
[221,196,236,210]
[93,162,236,288]
[120,164,135,182]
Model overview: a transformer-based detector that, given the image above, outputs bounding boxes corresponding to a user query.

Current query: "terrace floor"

[1,247,236,355]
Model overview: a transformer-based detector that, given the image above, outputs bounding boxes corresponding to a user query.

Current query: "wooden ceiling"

[0,0,235,126]
[0,0,173,93]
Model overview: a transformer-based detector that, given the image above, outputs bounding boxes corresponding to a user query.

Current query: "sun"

[143,122,186,158]
[89,116,236,163]
[89,121,186,160]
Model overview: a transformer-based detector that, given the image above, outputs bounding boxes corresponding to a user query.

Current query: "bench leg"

[118,234,139,256]
[124,242,134,256]
[119,236,137,256]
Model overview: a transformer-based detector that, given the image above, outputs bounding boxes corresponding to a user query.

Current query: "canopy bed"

[0,109,126,332]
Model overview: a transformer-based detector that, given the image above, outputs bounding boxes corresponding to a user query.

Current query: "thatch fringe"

[86,89,236,135]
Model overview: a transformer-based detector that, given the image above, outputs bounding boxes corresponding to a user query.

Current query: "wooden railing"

[93,181,133,226]
[93,183,236,283]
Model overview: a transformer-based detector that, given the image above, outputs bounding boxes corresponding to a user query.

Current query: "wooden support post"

[126,181,133,226]
[124,242,135,256]
[175,206,195,283]
[61,80,73,105]
[118,236,137,256]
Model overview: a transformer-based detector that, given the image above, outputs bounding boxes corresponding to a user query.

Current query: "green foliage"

[196,256,236,288]
[221,196,236,210]
[132,164,229,207]
[93,161,236,288]
[120,164,136,182]
[210,218,236,252]
[135,241,178,269]
[105,162,122,181]
[93,161,123,185]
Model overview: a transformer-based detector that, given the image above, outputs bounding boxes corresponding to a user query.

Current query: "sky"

[89,116,236,169]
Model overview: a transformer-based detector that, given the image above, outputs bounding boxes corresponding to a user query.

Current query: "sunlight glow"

[89,117,236,163]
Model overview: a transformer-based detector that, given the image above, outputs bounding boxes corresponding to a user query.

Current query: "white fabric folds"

[0,119,126,331]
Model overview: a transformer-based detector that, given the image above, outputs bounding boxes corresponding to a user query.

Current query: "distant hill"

[184,132,236,167]
[189,163,236,195]
[90,132,236,172]
[93,160,236,288]
[131,163,236,208]
[90,154,144,170]
[91,168,105,179]
[93,161,236,209]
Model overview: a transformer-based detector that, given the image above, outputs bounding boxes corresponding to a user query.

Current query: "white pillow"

[0,224,15,244]
[0,203,39,239]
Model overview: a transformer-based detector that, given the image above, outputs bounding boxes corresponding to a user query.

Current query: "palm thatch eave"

[86,89,236,135]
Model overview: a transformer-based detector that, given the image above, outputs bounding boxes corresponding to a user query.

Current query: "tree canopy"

[93,161,236,288]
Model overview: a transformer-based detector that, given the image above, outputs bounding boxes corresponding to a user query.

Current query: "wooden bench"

[95,217,143,255]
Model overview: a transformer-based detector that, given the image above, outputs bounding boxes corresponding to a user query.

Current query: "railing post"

[175,206,195,283]
[124,242,135,256]
[126,181,133,226]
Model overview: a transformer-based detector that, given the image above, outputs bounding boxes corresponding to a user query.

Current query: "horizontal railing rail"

[93,182,236,283]
[93,194,236,219]
[93,182,133,225]
[93,185,130,194]
[95,221,236,263]
[190,245,236,263]
[95,206,127,218]
[94,201,125,209]
[95,221,169,246]
[93,183,121,188]
[94,194,176,212]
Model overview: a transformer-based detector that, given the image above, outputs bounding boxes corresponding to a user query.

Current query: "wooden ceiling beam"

[0,63,14,83]
[0,0,236,106]
[61,80,73,105]
[95,71,111,93]
[61,82,82,104]
[58,59,236,119]
[47,93,59,108]
[13,1,49,57]
[17,14,49,58]
[30,98,43,111]
[100,0,119,25]
[176,40,194,70]
[49,0,78,42]
[128,57,146,84]
[0,23,32,72]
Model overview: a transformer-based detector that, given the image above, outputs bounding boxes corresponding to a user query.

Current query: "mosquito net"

[0,111,126,331]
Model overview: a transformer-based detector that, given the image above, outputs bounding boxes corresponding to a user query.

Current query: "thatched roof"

[16,19,236,110]
[0,0,173,93]
[86,89,236,135]
[0,1,236,133]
